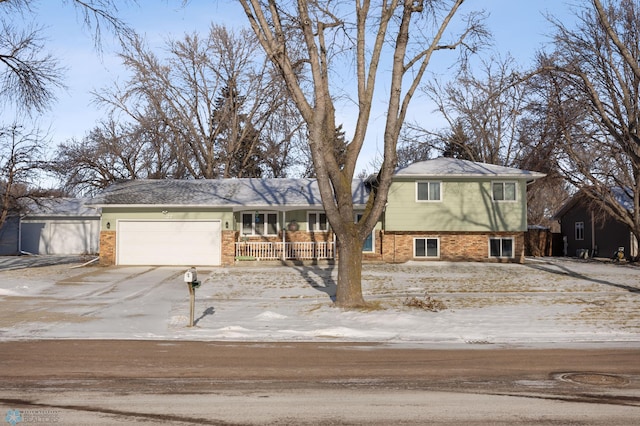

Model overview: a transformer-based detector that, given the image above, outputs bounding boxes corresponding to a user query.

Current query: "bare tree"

[0,20,65,114]
[0,0,132,114]
[95,25,302,179]
[238,0,487,307]
[405,55,528,166]
[52,118,183,195]
[59,25,305,191]
[260,89,307,177]
[540,0,640,244]
[516,108,570,227]
[0,124,47,231]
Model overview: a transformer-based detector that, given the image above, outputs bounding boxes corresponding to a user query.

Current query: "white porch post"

[282,210,286,261]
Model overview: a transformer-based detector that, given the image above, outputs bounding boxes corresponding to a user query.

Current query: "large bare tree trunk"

[335,233,365,307]
[239,0,484,307]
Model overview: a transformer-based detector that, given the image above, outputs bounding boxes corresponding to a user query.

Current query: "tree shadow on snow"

[284,260,337,302]
[524,259,640,294]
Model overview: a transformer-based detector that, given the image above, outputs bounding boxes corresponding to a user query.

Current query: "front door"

[356,214,374,253]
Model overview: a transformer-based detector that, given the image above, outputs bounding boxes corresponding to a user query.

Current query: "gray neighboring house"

[554,188,638,259]
[0,216,20,255]
[20,198,101,255]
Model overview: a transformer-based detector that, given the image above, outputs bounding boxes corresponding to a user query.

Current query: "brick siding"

[101,228,524,266]
[99,231,116,266]
[381,231,525,263]
[221,230,236,266]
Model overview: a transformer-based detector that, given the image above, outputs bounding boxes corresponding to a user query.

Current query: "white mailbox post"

[184,267,200,327]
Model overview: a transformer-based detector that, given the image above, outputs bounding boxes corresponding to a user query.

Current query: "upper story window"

[242,212,278,236]
[416,181,442,202]
[575,221,585,241]
[308,212,329,232]
[492,181,517,201]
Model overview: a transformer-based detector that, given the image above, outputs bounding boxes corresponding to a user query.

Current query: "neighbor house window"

[489,237,514,258]
[492,181,517,201]
[308,212,328,232]
[575,222,585,241]
[241,212,278,236]
[414,238,439,258]
[416,181,442,201]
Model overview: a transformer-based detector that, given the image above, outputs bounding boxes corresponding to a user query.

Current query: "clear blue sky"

[5,0,578,181]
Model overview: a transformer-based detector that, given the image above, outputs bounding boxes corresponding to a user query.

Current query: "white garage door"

[21,220,99,255]
[117,220,221,266]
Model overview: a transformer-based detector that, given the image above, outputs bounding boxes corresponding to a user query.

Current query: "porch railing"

[235,241,335,261]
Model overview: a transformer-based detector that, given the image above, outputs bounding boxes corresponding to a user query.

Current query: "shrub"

[403,294,446,312]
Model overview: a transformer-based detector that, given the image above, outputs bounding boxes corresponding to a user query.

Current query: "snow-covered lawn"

[0,257,638,346]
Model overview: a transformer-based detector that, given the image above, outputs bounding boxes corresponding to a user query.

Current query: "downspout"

[18,214,22,255]
[591,210,596,256]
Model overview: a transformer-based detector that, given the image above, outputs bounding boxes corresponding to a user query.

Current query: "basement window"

[489,237,514,258]
[414,238,440,258]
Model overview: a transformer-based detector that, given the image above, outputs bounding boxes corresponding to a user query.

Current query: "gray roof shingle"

[24,198,100,217]
[88,178,370,208]
[88,158,545,208]
[394,157,546,179]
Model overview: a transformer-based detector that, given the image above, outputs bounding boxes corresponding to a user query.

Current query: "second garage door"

[117,220,221,266]
[21,220,100,255]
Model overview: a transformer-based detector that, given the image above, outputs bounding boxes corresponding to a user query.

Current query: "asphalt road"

[1,340,639,425]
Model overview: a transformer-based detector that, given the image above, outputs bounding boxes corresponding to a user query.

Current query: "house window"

[414,238,439,258]
[575,222,585,241]
[489,237,514,258]
[416,181,442,201]
[492,181,517,201]
[241,212,278,236]
[356,213,374,253]
[308,212,328,232]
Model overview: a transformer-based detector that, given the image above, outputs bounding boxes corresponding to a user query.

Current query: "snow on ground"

[0,257,638,347]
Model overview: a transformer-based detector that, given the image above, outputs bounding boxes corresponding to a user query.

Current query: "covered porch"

[235,241,335,261]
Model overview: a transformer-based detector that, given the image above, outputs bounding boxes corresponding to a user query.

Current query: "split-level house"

[88,157,544,266]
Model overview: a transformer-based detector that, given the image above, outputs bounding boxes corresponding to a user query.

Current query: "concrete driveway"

[0,255,98,271]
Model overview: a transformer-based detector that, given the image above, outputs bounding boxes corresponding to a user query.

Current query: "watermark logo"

[4,410,21,426]
[5,409,60,424]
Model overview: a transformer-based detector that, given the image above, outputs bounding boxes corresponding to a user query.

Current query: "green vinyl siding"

[385,179,528,232]
[101,208,233,231]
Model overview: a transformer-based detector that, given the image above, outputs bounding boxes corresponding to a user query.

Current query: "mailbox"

[184,267,200,289]
[183,267,200,327]
[184,267,198,283]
